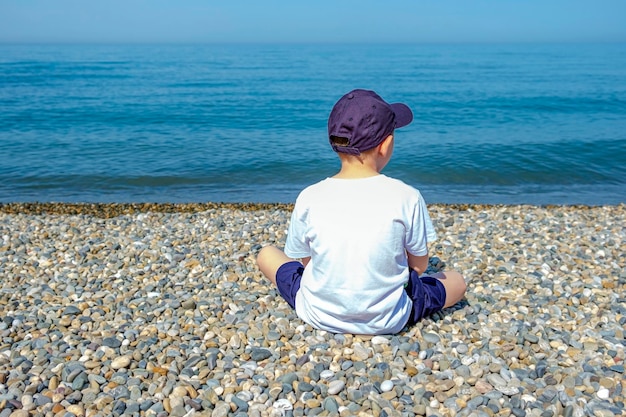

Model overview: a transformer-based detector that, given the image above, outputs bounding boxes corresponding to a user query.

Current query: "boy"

[257,89,466,335]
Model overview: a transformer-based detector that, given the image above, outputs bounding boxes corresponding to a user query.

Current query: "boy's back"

[285,175,437,334]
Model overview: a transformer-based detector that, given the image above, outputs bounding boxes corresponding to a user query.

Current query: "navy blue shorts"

[275,261,304,309]
[404,270,447,325]
[275,262,446,324]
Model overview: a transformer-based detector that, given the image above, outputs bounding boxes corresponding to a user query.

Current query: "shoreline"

[1,202,623,217]
[0,204,624,416]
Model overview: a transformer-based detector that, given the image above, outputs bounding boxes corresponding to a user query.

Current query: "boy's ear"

[379,134,394,154]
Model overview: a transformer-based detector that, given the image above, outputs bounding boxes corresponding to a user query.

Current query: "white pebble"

[380,380,394,392]
[597,387,610,400]
[273,398,293,411]
[371,335,390,345]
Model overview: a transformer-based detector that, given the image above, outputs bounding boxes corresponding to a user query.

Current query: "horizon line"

[1,39,625,46]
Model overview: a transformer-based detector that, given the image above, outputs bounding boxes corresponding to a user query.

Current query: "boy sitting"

[257,89,466,334]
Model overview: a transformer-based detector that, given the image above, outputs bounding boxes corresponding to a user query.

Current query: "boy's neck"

[331,135,393,179]
[332,155,381,179]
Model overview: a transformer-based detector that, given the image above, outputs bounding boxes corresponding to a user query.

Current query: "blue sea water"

[1,43,625,205]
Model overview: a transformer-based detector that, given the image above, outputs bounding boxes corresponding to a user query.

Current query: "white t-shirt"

[284,174,437,334]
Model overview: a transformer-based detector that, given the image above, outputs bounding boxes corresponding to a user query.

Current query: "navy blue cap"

[328,89,413,155]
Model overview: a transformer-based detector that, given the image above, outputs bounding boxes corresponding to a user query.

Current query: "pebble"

[423,332,441,344]
[380,380,394,392]
[0,202,624,416]
[597,387,610,400]
[110,355,131,370]
[328,380,345,395]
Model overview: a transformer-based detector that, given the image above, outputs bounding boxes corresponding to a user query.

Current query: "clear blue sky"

[1,0,625,44]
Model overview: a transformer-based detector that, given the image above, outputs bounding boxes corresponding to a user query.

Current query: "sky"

[1,0,625,44]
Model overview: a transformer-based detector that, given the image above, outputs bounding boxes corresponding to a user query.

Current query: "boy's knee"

[256,245,292,284]
[459,275,468,294]
[439,270,467,307]
[256,246,273,266]
[453,271,467,294]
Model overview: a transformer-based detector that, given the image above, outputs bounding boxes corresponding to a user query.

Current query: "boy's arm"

[407,252,428,275]
[301,257,311,267]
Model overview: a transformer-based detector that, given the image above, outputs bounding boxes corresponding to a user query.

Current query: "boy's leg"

[257,245,304,309]
[430,271,467,308]
[405,270,467,324]
[256,245,293,285]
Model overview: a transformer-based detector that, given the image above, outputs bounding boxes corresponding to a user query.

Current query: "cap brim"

[390,103,413,129]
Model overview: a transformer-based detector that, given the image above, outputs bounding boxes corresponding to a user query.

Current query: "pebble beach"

[0,202,624,417]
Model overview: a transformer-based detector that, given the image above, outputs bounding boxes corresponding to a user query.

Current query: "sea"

[1,43,625,206]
